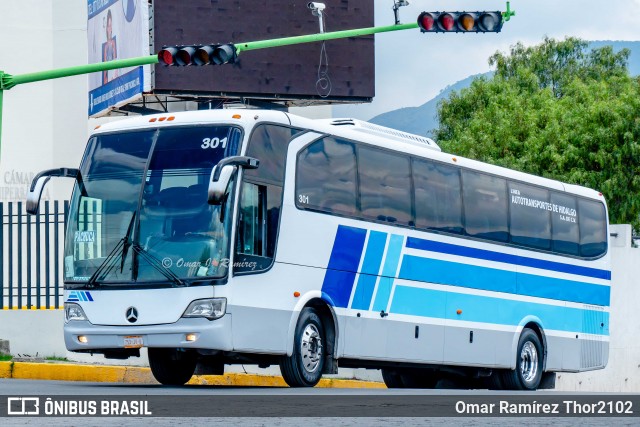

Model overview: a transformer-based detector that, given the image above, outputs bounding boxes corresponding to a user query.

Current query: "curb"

[0,361,385,388]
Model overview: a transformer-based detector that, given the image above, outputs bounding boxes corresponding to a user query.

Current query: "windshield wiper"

[130,243,186,287]
[85,212,136,288]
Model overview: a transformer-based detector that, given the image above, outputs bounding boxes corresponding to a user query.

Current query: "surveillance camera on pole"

[308,2,326,33]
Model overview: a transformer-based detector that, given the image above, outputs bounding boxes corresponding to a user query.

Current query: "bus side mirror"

[27,168,82,215]
[208,165,237,205]
[208,156,259,205]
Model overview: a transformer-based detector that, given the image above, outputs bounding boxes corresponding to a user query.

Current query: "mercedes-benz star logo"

[126,307,138,323]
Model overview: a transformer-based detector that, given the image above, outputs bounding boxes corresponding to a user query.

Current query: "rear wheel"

[148,348,197,386]
[400,369,440,388]
[500,328,543,390]
[381,368,404,388]
[382,368,440,389]
[280,307,325,387]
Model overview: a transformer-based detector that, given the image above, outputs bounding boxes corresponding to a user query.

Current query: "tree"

[436,37,640,229]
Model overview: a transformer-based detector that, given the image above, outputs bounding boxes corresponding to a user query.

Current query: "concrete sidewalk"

[0,361,385,388]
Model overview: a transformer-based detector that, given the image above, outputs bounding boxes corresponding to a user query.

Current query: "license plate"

[123,336,144,348]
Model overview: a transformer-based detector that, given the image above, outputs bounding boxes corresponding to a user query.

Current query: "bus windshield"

[64,125,242,287]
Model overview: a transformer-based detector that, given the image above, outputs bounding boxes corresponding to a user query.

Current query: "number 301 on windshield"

[201,137,228,149]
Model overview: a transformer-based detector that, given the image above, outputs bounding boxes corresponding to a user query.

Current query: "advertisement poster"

[87,0,150,117]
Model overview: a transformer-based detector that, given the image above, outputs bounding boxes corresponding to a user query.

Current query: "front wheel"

[500,328,543,390]
[148,348,197,386]
[280,307,325,387]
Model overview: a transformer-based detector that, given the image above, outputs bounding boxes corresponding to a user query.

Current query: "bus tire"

[400,370,439,389]
[381,368,404,388]
[148,348,197,386]
[280,307,325,387]
[501,328,543,390]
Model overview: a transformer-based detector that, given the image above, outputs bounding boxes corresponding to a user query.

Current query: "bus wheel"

[400,370,439,389]
[501,328,543,390]
[148,348,197,386]
[280,307,325,387]
[381,368,404,388]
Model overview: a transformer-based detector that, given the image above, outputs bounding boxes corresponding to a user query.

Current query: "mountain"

[369,72,491,138]
[370,41,640,138]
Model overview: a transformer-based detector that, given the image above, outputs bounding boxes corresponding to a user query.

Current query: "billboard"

[87,0,151,116]
[153,0,374,103]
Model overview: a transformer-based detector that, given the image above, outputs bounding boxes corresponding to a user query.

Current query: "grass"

[45,356,68,362]
[0,353,12,361]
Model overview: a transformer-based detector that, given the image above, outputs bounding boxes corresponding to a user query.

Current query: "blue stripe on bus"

[399,255,610,306]
[390,285,609,336]
[406,237,611,281]
[321,225,367,308]
[372,235,405,311]
[351,231,387,310]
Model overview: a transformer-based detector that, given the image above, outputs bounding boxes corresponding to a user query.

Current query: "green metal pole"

[2,55,158,90]
[236,23,418,53]
[0,57,158,165]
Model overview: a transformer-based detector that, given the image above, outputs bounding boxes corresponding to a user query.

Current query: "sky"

[333,0,640,121]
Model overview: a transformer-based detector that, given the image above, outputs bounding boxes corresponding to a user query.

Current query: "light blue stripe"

[372,234,404,311]
[390,285,609,336]
[361,232,388,275]
[399,255,609,306]
[351,231,388,310]
[400,255,516,294]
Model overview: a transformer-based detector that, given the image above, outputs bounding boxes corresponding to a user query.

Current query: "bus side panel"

[229,262,327,354]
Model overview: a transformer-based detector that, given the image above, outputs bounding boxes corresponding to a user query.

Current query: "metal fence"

[1,200,68,309]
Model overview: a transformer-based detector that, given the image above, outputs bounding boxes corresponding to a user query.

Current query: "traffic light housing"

[158,44,238,66]
[417,11,503,33]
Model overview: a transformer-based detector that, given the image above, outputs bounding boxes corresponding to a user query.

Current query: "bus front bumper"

[64,315,233,352]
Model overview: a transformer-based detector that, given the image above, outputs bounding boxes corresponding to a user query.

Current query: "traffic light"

[417,11,503,33]
[158,44,238,66]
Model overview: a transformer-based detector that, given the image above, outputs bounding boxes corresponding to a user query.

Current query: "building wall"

[0,0,86,203]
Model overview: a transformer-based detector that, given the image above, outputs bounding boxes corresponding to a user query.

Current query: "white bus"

[28,110,610,389]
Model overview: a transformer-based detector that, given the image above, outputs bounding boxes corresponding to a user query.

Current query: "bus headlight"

[182,298,226,321]
[64,303,87,323]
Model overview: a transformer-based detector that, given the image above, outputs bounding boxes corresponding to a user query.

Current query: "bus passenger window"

[578,199,607,258]
[296,137,357,217]
[357,147,412,225]
[413,159,463,234]
[462,171,508,242]
[551,192,579,256]
[509,183,551,250]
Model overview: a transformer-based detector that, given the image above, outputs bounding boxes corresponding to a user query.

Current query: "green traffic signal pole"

[0,22,420,163]
[0,2,516,162]
[236,22,418,53]
[0,55,160,164]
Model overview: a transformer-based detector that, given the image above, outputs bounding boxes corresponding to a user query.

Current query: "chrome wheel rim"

[300,323,323,373]
[520,341,539,383]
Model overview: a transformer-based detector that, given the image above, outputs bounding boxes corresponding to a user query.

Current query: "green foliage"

[0,353,12,361]
[45,356,68,362]
[436,37,640,229]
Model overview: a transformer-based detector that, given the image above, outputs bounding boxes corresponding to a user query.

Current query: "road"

[0,379,637,426]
